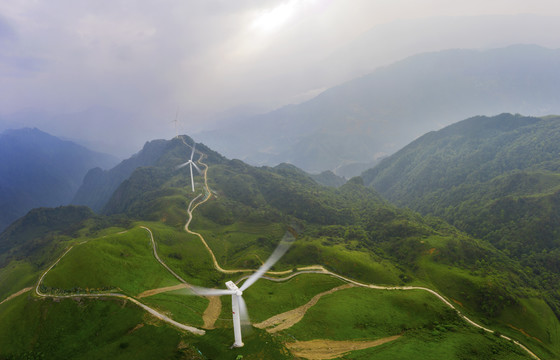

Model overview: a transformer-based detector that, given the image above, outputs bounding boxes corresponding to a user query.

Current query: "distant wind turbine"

[171,108,179,139]
[176,141,201,192]
[191,230,295,348]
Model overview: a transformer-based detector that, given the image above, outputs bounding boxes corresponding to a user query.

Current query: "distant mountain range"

[0,128,117,231]
[197,44,560,176]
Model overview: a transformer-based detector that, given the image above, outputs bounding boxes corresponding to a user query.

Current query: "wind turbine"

[171,108,179,139]
[191,231,295,348]
[176,141,201,192]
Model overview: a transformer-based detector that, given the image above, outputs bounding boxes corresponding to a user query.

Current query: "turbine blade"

[190,286,235,296]
[238,295,251,326]
[176,161,189,169]
[192,162,202,174]
[239,231,295,291]
[190,142,196,161]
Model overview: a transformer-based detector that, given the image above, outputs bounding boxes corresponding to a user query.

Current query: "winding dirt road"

[181,147,291,276]
[3,137,539,360]
[0,287,32,306]
[33,232,205,335]
[185,147,541,360]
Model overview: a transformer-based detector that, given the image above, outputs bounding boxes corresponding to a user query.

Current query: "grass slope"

[0,295,201,360]
[283,287,532,359]
[41,227,179,296]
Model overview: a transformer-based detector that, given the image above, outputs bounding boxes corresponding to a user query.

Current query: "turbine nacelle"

[225,281,243,296]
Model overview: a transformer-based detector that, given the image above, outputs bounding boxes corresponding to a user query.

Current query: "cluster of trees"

[38,284,116,296]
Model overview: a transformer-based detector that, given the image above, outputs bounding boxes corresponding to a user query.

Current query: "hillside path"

[25,139,541,359]
[0,287,33,306]
[33,240,205,335]
[181,148,291,276]
[180,144,542,360]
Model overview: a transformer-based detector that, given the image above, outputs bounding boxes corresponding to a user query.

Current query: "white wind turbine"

[191,231,295,348]
[171,108,179,138]
[176,141,201,192]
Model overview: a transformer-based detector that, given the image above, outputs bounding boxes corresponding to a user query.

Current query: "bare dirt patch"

[254,284,353,333]
[286,335,402,360]
[508,324,543,343]
[203,296,221,329]
[137,284,188,298]
[452,298,463,307]
[128,323,144,334]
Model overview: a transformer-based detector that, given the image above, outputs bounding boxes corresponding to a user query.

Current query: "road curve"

[182,148,292,276]
[25,139,542,359]
[33,233,205,335]
[184,145,541,360]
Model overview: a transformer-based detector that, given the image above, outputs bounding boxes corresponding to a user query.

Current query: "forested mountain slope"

[363,113,560,305]
[72,137,209,212]
[0,128,117,232]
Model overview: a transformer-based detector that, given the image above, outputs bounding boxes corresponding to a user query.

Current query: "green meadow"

[139,221,218,286]
[283,286,456,340]
[343,328,531,360]
[279,286,533,359]
[0,294,201,360]
[242,273,345,322]
[194,220,288,271]
[140,289,208,328]
[0,261,37,300]
[42,227,179,296]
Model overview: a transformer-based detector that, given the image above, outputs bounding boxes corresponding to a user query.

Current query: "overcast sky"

[2,0,560,156]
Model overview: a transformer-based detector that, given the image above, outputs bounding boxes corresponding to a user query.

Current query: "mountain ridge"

[197,44,560,176]
[362,113,560,315]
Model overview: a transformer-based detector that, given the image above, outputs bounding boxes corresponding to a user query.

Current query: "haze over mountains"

[0,128,117,232]
[3,13,560,160]
[197,44,560,177]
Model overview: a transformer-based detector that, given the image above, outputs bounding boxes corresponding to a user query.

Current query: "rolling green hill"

[1,134,558,359]
[363,113,560,316]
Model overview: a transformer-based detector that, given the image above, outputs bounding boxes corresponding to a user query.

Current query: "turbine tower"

[176,141,201,192]
[191,231,295,348]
